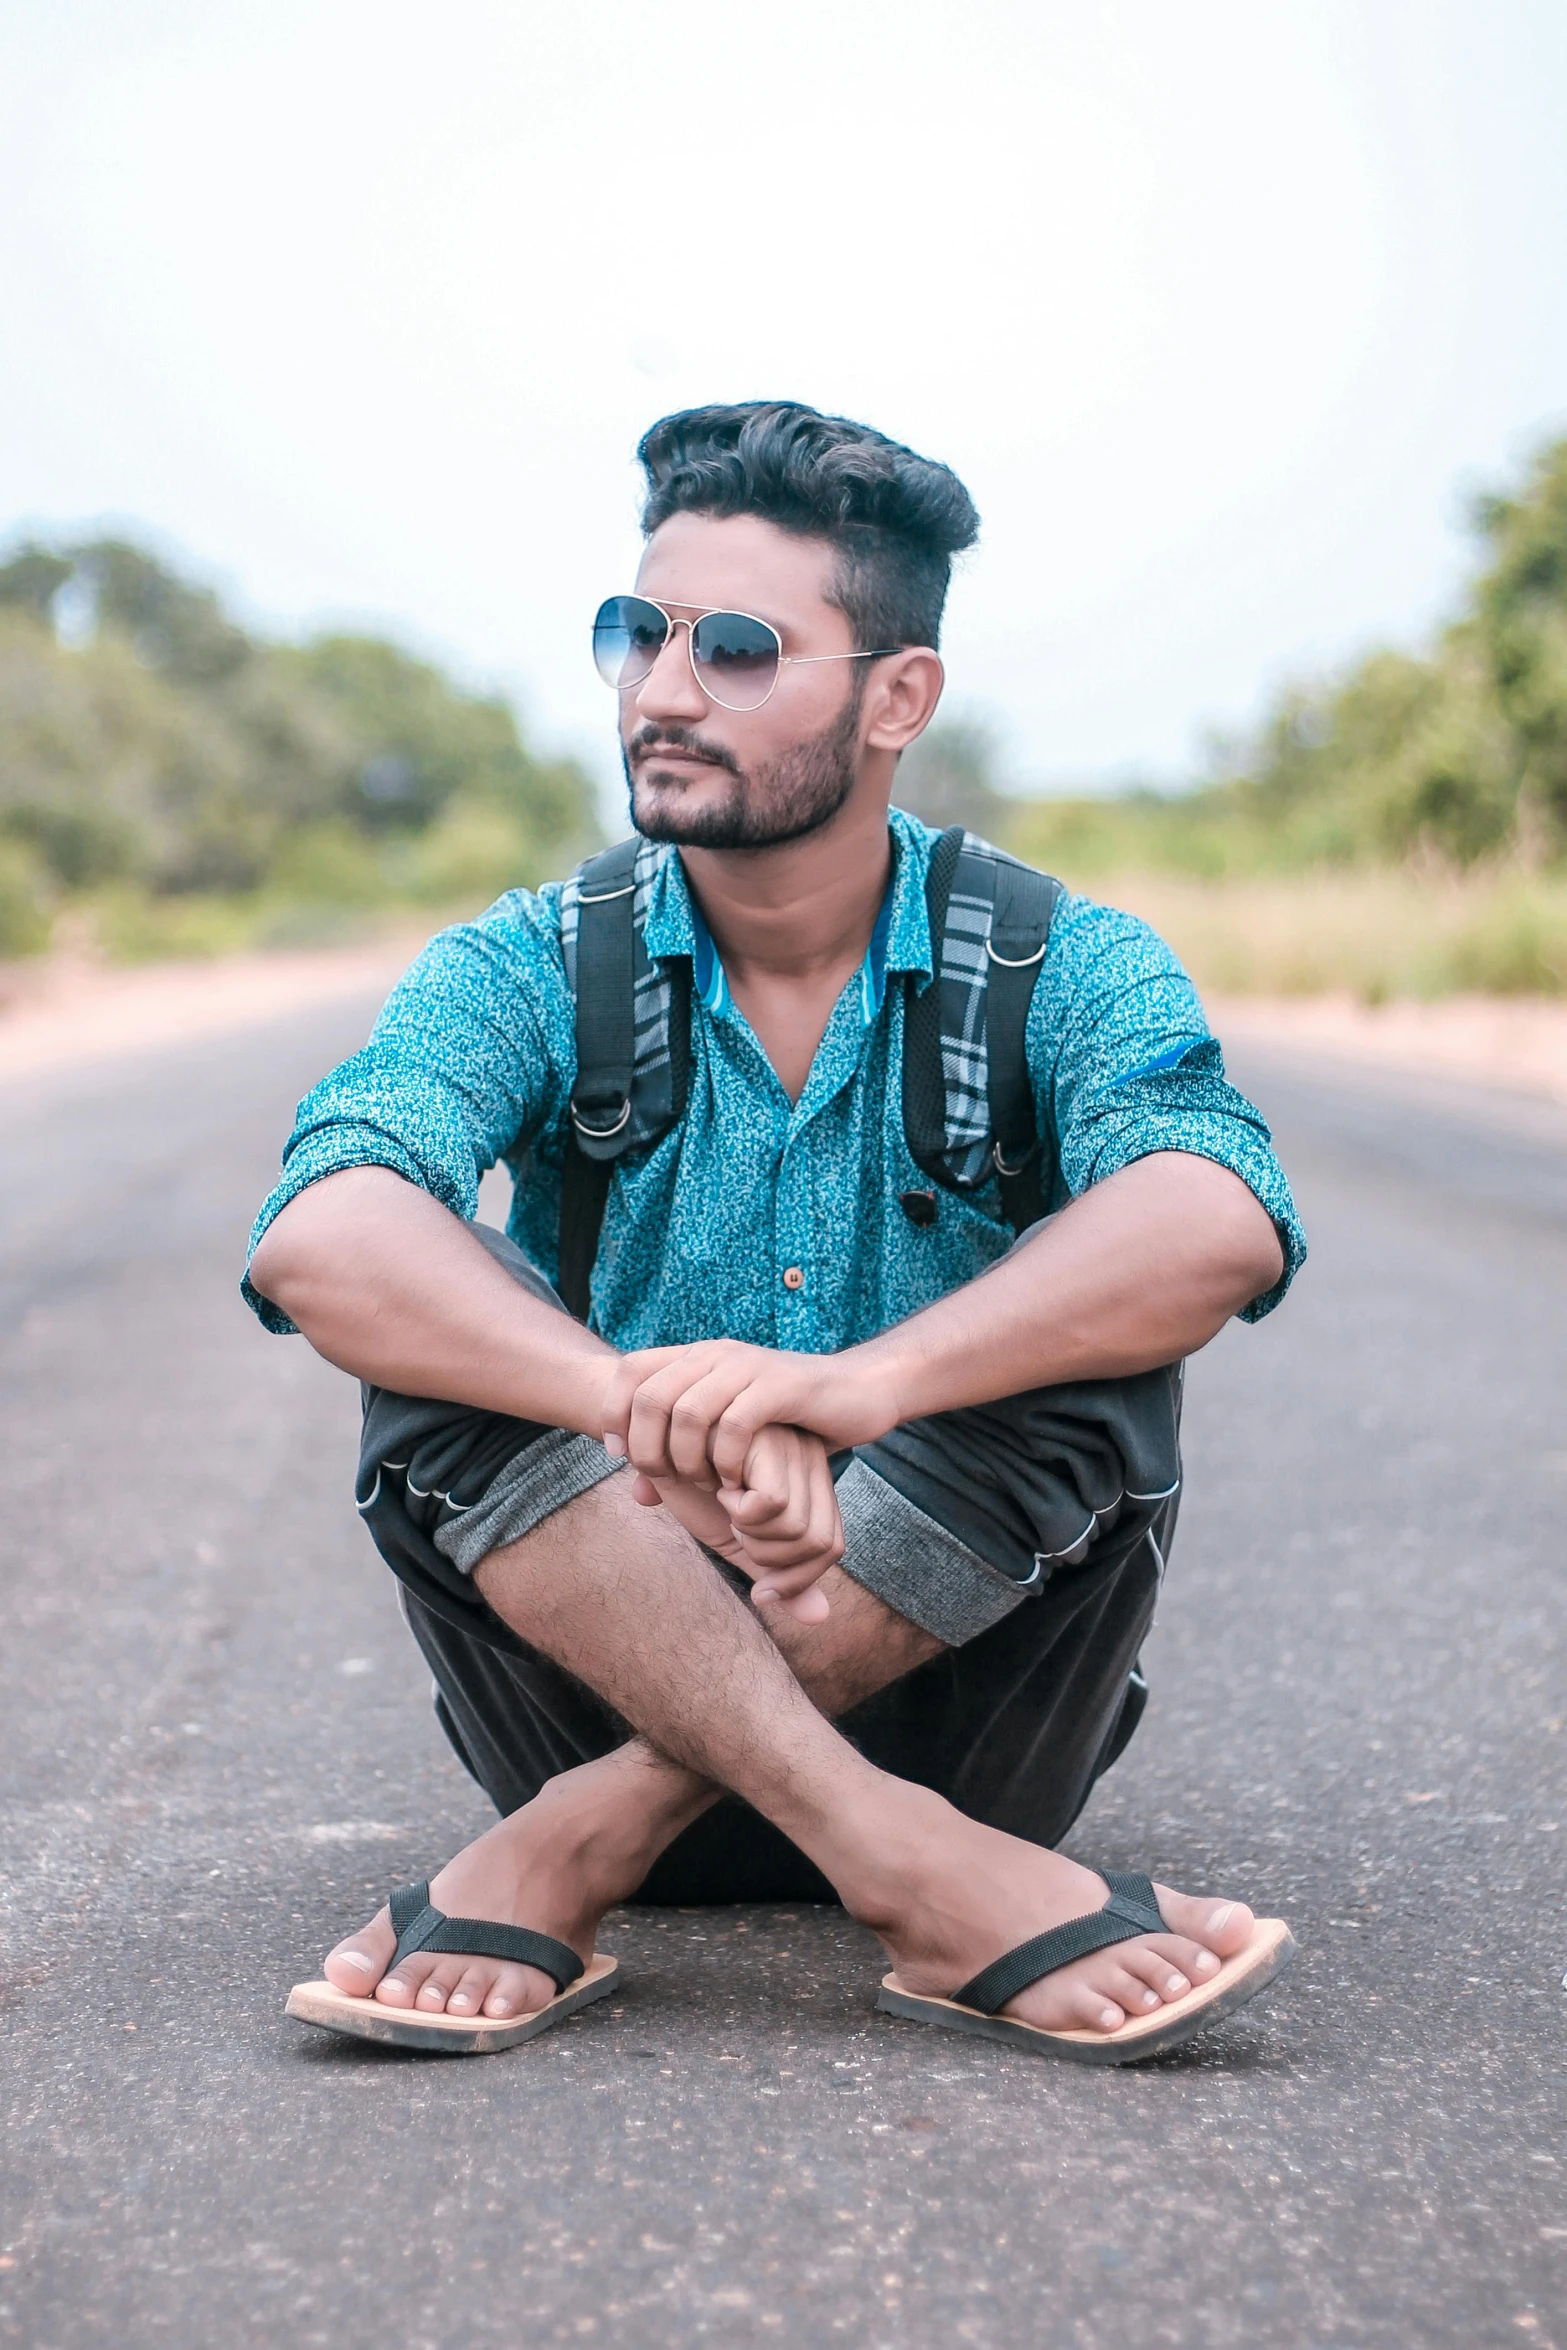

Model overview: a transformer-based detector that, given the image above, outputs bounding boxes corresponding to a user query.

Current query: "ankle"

[527,1748,714,1888]
[804,1776,956,1932]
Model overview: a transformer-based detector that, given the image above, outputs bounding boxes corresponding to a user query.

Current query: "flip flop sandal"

[285,1877,621,2054]
[876,1871,1294,2067]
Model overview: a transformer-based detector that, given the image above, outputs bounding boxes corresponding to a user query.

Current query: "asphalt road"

[1,997,1564,2348]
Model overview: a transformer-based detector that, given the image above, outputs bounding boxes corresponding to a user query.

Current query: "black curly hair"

[636,401,979,653]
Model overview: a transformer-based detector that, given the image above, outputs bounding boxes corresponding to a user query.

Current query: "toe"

[444,1964,497,2015]
[1102,1963,1165,2015]
[1152,1887,1256,1963]
[323,1906,396,1997]
[375,1950,439,2009]
[1117,1944,1190,2005]
[1076,1983,1128,2033]
[414,1957,471,2011]
[480,1961,559,2019]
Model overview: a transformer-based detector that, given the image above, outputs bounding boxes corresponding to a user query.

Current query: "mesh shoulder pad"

[902,826,1062,1200]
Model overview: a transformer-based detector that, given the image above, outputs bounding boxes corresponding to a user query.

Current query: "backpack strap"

[985,853,1062,1233]
[556,839,690,1323]
[902,825,1062,1234]
[900,825,966,1184]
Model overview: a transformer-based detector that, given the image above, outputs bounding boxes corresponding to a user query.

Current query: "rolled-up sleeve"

[242,891,572,1334]
[1029,895,1306,1320]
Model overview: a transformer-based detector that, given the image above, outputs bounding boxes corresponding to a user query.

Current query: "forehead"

[635,511,844,628]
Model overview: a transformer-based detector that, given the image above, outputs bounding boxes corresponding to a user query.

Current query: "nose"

[632,619,709,725]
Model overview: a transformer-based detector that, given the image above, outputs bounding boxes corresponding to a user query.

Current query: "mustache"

[625,723,743,779]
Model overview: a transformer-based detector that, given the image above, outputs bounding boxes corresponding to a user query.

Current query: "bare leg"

[326,1475,1252,2035]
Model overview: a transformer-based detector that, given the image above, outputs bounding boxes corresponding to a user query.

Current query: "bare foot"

[856,1786,1257,2036]
[320,1745,707,2022]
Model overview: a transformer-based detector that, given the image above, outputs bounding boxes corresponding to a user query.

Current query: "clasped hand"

[599,1341,898,1627]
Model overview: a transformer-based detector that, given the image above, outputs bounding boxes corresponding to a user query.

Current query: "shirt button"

[782,1265,805,1290]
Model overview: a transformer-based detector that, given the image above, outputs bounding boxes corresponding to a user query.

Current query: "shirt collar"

[640,808,936,1020]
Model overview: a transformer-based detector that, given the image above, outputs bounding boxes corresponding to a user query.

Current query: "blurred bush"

[0,537,601,957]
[1004,438,1567,876]
[973,433,1567,995]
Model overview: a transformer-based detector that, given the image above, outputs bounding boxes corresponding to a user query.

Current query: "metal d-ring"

[572,1099,631,1139]
[985,936,1047,969]
[991,1137,1035,1177]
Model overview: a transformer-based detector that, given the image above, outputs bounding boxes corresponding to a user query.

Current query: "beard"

[623,682,863,851]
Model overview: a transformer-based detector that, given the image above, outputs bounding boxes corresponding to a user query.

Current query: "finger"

[711,1387,777,1490]
[723,1511,830,1572]
[754,1579,830,1624]
[747,1551,831,1594]
[666,1369,760,1483]
[599,1348,690,1452]
[803,1450,844,1565]
[630,1473,664,1507]
[737,1436,841,1557]
[721,1472,808,1542]
[622,1362,702,1480]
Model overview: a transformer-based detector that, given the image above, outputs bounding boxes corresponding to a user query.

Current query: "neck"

[676,762,895,986]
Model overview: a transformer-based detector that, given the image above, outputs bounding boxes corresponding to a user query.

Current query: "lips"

[634,746,729,772]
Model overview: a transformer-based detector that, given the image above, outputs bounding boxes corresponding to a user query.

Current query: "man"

[247,401,1304,2062]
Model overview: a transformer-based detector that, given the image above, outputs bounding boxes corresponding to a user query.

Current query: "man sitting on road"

[246,400,1305,2060]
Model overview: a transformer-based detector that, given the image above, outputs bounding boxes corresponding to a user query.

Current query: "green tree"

[0,534,601,944]
[1472,438,1567,843]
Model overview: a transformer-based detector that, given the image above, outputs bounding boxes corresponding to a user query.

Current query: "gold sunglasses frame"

[594,595,901,714]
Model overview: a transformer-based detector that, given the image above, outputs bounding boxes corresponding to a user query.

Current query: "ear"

[862,648,944,753]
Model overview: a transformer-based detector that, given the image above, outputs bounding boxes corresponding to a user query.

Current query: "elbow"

[248,1179,347,1321]
[1222,1186,1285,1310]
[248,1218,311,1321]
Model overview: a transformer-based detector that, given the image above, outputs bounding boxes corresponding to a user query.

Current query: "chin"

[632,775,739,836]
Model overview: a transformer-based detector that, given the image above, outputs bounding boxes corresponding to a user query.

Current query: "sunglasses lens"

[593,595,667,691]
[689,610,780,710]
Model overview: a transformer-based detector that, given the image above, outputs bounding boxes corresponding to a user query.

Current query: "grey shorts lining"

[428,1437,1026,1649]
[434,1429,626,1575]
[834,1458,1028,1647]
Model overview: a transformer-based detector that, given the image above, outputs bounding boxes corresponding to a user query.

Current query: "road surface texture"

[1,990,1563,2348]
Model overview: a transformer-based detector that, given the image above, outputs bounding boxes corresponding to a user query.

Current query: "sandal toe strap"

[954,1871,1166,2015]
[386,1877,585,1991]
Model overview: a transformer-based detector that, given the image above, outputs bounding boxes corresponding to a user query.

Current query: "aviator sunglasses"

[592,594,900,714]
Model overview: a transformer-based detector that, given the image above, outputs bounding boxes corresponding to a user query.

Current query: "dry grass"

[1066,866,1567,1000]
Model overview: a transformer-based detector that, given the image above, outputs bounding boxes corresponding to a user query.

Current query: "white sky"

[2,0,1565,806]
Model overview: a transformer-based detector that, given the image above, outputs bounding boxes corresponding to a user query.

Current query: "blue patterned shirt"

[244,808,1304,1350]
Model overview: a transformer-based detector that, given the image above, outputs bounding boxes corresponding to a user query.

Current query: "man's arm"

[249,1166,623,1434]
[602,1150,1284,1487]
[248,1164,846,1613]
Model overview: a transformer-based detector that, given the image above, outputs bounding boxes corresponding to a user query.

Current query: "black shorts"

[356,1224,1184,1899]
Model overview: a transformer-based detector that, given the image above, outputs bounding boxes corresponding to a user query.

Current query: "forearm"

[247,1165,616,1432]
[859,1151,1284,1425]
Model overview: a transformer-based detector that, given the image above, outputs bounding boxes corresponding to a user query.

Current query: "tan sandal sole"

[285,1951,621,2053]
[876,1917,1294,2065]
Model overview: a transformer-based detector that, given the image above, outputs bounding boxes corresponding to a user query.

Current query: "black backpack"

[555,824,1063,1321]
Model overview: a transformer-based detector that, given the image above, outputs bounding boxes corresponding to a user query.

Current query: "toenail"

[1143,1990,1159,2007]
[338,1950,376,1973]
[1208,1902,1234,1934]
[488,1998,511,2015]
[382,1977,406,1995]
[1167,1975,1187,1996]
[449,1993,471,2009]
[1195,1949,1220,1973]
[1101,2007,1120,2028]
